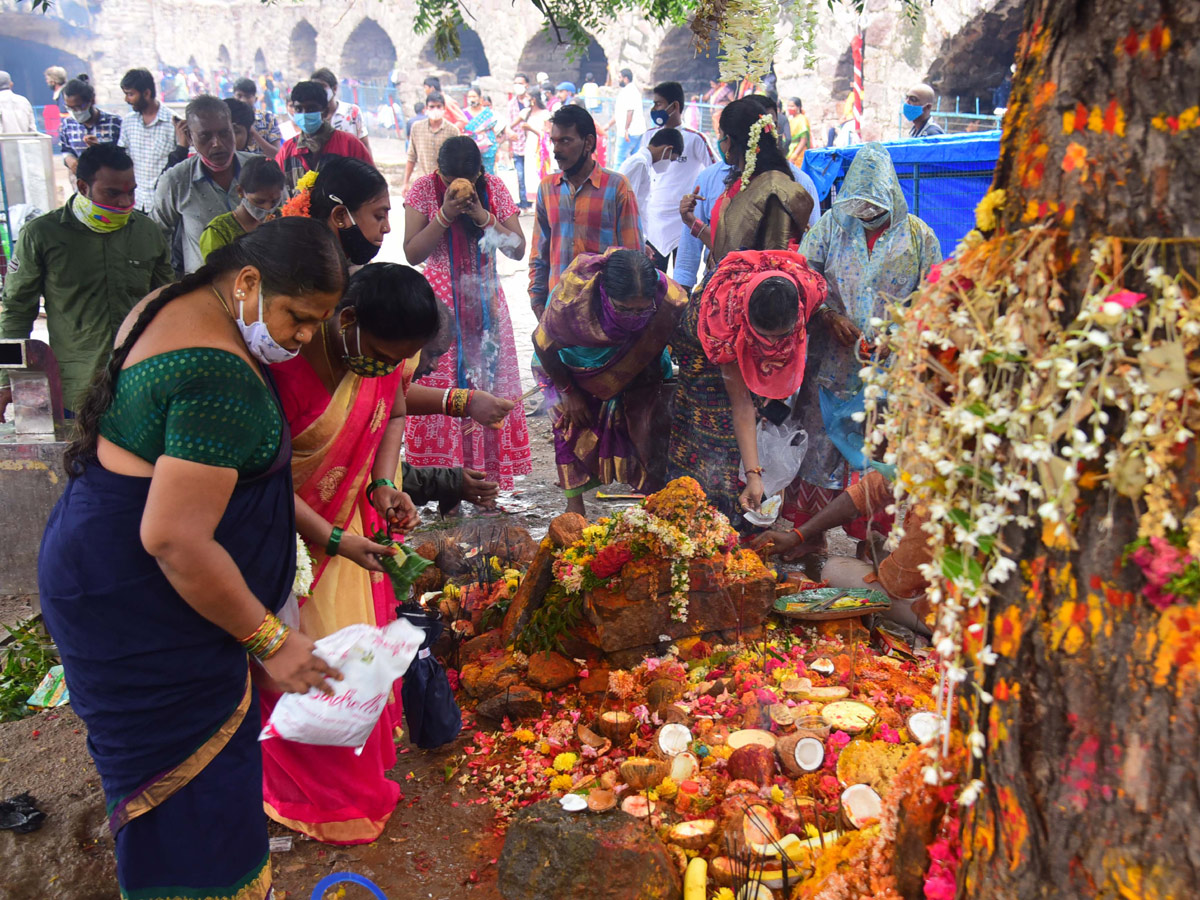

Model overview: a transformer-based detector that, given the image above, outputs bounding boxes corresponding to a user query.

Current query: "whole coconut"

[726,743,777,786]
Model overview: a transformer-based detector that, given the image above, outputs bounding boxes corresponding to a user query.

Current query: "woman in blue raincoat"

[782,142,941,545]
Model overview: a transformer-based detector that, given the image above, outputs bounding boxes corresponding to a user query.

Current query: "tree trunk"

[960,1,1200,897]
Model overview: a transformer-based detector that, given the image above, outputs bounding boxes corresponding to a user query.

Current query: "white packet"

[260,618,423,755]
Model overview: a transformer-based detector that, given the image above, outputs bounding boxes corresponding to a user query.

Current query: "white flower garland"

[292,534,314,597]
[716,0,780,85]
[740,114,776,188]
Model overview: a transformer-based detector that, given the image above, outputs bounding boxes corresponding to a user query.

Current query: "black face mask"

[562,140,594,177]
[338,224,382,265]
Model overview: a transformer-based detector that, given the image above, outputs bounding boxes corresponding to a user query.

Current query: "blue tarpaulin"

[801,131,1002,260]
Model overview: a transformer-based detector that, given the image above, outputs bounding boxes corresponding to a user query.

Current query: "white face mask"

[231,285,299,364]
[426,107,444,122]
[324,87,334,103]
[241,198,274,222]
[513,83,526,95]
[652,156,674,174]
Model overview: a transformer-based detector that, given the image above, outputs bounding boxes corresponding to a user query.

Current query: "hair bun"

[77,73,90,83]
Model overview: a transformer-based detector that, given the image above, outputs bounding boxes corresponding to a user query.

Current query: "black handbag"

[395,608,463,749]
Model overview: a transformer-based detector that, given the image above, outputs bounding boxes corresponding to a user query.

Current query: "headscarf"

[698,248,827,399]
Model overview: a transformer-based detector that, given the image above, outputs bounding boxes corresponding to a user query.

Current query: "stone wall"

[2,0,1018,139]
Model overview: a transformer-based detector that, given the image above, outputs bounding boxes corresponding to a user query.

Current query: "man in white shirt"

[618,127,682,224]
[0,71,36,134]
[637,81,715,272]
[612,67,646,168]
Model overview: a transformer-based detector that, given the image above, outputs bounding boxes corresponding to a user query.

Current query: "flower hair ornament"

[740,114,776,188]
[280,168,318,217]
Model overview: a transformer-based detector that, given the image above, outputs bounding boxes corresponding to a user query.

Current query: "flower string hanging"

[740,114,776,188]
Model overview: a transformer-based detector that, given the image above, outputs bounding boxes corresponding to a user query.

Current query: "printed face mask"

[226,285,299,365]
[341,324,397,378]
[72,193,134,233]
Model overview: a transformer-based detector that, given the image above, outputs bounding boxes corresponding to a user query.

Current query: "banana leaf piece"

[371,531,435,600]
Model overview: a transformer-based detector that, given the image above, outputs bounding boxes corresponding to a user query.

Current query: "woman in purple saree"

[533,249,688,514]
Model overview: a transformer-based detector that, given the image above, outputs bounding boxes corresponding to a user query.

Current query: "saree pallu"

[38,432,295,899]
[263,358,407,844]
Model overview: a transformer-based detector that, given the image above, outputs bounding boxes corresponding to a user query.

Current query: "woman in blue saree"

[463,85,500,174]
[39,217,347,900]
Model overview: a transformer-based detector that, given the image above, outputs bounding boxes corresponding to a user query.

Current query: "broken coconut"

[596,710,636,743]
[619,756,670,791]
[576,724,612,756]
[907,711,947,745]
[654,723,693,758]
[795,684,850,703]
[727,743,777,786]
[586,789,616,812]
[620,794,657,818]
[810,657,835,675]
[669,751,700,782]
[668,819,717,851]
[769,703,796,727]
[777,732,825,776]
[840,783,883,829]
[741,805,782,848]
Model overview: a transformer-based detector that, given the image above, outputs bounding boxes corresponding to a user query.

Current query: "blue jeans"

[513,154,529,206]
[616,135,639,168]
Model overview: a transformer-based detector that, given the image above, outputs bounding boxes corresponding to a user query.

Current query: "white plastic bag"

[740,419,809,498]
[260,618,423,755]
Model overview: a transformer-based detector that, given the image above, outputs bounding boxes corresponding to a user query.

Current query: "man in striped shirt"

[528,105,642,317]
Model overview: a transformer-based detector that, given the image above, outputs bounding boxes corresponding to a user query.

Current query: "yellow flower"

[538,741,552,756]
[295,169,318,192]
[553,752,578,772]
[770,785,785,804]
[442,583,461,601]
[658,776,679,800]
[974,189,1006,232]
[550,774,575,792]
[714,889,737,900]
[513,728,536,744]
[709,744,734,760]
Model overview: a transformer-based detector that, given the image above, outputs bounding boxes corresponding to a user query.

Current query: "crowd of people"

[0,52,948,898]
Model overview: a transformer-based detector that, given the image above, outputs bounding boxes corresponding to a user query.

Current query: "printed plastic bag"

[396,609,463,749]
[260,618,423,755]
[740,419,809,498]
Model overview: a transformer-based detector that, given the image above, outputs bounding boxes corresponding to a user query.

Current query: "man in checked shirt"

[528,104,642,319]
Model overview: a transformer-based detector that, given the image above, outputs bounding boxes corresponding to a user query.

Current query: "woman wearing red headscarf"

[667,248,826,520]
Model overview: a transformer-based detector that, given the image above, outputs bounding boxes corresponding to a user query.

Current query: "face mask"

[70,106,92,124]
[199,152,233,172]
[341,324,397,377]
[840,198,887,221]
[652,156,673,174]
[716,136,729,165]
[331,197,382,265]
[242,198,274,222]
[223,284,299,365]
[324,87,334,103]
[860,210,890,229]
[294,111,324,134]
[426,107,445,122]
[513,83,526,95]
[650,108,669,127]
[902,102,924,122]
[72,193,134,233]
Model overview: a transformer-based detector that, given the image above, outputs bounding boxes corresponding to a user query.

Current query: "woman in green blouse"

[198,155,286,260]
[39,217,348,900]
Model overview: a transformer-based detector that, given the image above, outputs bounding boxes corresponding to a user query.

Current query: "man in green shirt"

[0,143,173,418]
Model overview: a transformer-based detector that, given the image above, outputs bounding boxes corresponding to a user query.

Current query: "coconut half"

[794,736,825,771]
[620,794,656,818]
[619,756,669,790]
[587,789,617,812]
[810,657,836,675]
[656,723,693,757]
[669,751,700,782]
[597,710,636,743]
[559,793,587,812]
[668,818,717,850]
[820,700,877,734]
[769,703,795,727]
[907,711,947,745]
[841,783,883,828]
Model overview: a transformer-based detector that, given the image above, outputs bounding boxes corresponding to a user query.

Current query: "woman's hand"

[464,192,491,227]
[261,630,343,695]
[468,391,515,429]
[439,192,473,223]
[823,310,862,347]
[557,390,592,430]
[337,533,396,572]
[462,468,500,507]
[680,185,702,227]
[739,472,764,513]
[369,485,421,534]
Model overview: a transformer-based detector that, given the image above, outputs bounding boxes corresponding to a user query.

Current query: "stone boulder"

[499,801,681,900]
[526,650,578,691]
[460,650,523,700]
[460,628,504,663]
[502,537,555,646]
[475,685,545,722]
[548,512,587,548]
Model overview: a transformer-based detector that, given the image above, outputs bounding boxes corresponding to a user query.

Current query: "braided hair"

[65,217,347,475]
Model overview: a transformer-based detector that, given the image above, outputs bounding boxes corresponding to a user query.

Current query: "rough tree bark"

[960,1,1200,897]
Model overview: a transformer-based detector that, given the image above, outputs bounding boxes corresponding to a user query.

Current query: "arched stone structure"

[925,0,1024,109]
[289,20,318,81]
[254,49,268,76]
[650,26,720,97]
[517,29,608,89]
[341,18,397,84]
[0,30,89,105]
[419,23,490,85]
[217,44,232,71]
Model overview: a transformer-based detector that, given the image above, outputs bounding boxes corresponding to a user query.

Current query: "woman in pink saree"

[264,263,440,844]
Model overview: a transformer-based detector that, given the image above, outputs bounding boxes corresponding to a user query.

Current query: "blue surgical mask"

[717,136,728,164]
[902,103,924,122]
[294,111,324,135]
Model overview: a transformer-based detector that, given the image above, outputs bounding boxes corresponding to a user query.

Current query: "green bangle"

[365,478,396,505]
[326,526,344,557]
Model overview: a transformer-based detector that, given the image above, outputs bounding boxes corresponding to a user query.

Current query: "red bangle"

[746,466,764,477]
[793,528,805,544]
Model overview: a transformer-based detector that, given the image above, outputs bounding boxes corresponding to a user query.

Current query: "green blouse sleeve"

[162,357,281,470]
